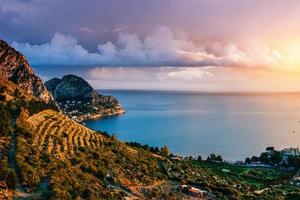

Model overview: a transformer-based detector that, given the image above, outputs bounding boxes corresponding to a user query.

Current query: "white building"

[281,147,300,157]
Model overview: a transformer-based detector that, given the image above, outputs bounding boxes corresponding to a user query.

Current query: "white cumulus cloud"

[11,26,287,68]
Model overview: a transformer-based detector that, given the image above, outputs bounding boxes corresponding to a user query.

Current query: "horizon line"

[95,88,300,95]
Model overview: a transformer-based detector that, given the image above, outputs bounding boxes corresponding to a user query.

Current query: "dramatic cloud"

[12,26,289,68]
[2,0,300,50]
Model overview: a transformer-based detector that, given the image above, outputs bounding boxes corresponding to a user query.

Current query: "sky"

[1,0,300,91]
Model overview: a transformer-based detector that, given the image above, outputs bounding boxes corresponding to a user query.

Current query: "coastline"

[76,107,125,122]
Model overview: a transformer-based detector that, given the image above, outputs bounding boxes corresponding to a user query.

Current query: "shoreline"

[76,107,125,122]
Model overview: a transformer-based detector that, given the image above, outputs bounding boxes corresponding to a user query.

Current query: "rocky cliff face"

[0,39,53,102]
[45,75,98,102]
[45,74,124,121]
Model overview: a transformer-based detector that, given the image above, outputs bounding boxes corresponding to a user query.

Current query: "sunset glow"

[2,0,300,91]
[2,1,300,198]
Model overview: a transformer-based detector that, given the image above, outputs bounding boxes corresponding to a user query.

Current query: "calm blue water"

[85,91,300,161]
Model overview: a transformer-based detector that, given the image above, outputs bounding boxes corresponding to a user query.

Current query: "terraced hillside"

[26,110,104,158]
[13,108,167,199]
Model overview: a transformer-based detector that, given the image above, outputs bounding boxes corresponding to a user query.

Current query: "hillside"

[0,74,165,198]
[0,39,53,102]
[25,110,103,157]
[45,75,125,121]
[0,77,57,199]
[15,109,167,199]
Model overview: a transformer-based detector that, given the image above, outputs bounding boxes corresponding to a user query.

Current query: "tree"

[288,157,300,168]
[286,192,300,200]
[266,146,275,151]
[82,189,97,200]
[207,154,223,162]
[7,168,17,189]
[270,151,282,164]
[161,145,170,157]
[259,152,270,164]
[245,157,251,164]
[216,155,223,162]
[197,155,202,161]
[251,156,259,163]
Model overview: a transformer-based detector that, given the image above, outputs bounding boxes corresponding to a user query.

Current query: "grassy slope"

[0,77,34,102]
[16,109,166,199]
[0,78,28,199]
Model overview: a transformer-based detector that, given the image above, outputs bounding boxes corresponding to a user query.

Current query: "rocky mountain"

[0,39,53,102]
[45,75,98,102]
[45,74,124,121]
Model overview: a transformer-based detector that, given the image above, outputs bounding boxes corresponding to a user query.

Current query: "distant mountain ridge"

[0,39,53,102]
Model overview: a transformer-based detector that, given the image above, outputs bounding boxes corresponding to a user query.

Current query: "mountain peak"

[0,39,53,102]
[46,74,95,102]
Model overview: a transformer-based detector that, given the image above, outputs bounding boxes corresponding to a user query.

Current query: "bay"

[85,90,300,161]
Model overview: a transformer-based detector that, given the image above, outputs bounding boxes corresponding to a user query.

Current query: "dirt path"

[8,120,27,194]
[8,119,49,198]
[111,185,139,199]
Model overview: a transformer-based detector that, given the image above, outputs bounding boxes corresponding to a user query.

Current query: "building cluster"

[281,147,300,157]
[58,100,99,121]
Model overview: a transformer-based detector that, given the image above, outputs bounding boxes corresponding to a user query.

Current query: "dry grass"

[0,77,34,101]
[26,110,104,158]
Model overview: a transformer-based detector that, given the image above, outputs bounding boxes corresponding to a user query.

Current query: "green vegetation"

[11,109,167,199]
[245,146,300,168]
[206,153,223,162]
[165,159,298,199]
[0,93,15,191]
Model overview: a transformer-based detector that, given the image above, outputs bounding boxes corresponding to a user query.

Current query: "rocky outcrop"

[46,75,98,102]
[45,74,125,121]
[0,39,53,102]
[43,78,61,95]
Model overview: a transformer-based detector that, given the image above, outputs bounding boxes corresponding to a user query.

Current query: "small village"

[243,147,300,169]
[57,100,125,122]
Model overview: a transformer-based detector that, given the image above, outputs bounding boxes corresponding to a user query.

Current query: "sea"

[85,90,300,161]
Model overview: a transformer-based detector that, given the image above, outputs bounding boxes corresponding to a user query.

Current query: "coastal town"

[57,99,125,122]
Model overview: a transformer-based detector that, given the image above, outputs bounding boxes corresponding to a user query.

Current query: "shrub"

[286,192,300,200]
[161,145,170,157]
[0,94,6,101]
[207,153,223,162]
[0,86,7,93]
[6,168,17,189]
